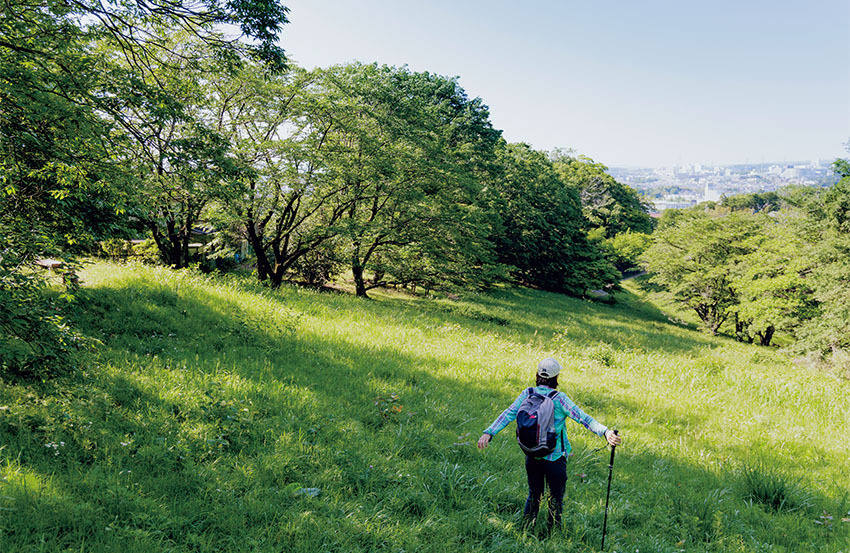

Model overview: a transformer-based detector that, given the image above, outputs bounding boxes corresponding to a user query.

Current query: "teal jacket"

[484,385,608,461]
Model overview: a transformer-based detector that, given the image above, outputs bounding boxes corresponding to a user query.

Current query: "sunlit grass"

[0,261,847,552]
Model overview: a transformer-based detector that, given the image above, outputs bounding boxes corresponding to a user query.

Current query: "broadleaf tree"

[641,210,762,334]
[313,63,503,297]
[487,143,619,295]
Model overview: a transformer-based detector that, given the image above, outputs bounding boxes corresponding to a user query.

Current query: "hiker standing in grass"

[477,358,622,533]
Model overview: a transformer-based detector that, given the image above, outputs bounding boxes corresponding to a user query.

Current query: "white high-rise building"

[704,181,721,203]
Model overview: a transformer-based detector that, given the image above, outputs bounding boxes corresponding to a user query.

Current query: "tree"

[313,63,503,297]
[100,33,244,268]
[721,191,782,213]
[1,0,289,73]
[641,211,761,334]
[0,0,289,249]
[487,143,618,295]
[0,0,132,376]
[0,0,133,254]
[550,150,654,237]
[0,0,288,376]
[208,63,352,287]
[729,214,815,346]
[793,159,850,363]
[602,231,653,273]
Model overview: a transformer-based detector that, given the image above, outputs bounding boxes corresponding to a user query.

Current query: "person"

[477,357,622,533]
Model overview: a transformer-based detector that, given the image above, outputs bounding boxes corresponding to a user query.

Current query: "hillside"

[0,262,847,553]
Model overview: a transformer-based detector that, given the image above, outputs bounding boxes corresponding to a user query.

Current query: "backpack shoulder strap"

[527,387,534,395]
[546,389,559,399]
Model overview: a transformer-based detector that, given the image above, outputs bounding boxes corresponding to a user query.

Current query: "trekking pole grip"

[608,429,618,465]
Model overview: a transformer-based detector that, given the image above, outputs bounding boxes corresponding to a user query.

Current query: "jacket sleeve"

[483,389,528,437]
[557,394,608,437]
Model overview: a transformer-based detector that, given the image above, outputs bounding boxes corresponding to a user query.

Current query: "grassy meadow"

[1,261,848,552]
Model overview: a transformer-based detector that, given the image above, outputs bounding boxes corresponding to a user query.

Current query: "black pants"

[524,455,567,529]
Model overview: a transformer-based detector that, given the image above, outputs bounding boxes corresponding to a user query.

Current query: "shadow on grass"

[0,274,845,553]
[391,285,716,356]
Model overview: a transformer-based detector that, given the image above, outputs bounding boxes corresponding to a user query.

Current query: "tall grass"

[0,261,847,552]
[740,464,811,513]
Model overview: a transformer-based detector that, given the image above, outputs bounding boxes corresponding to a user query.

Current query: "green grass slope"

[1,262,847,553]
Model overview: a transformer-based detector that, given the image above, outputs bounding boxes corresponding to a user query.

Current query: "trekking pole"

[600,429,618,551]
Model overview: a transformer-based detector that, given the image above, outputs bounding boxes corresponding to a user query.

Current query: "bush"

[603,231,653,272]
[289,245,343,287]
[0,248,86,378]
[99,238,161,264]
[99,238,133,260]
[585,342,616,367]
[130,238,162,264]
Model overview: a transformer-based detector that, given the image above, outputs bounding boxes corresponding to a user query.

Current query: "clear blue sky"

[280,1,849,168]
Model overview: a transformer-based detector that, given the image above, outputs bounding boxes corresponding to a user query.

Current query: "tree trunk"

[734,316,752,343]
[269,266,284,289]
[245,222,272,282]
[352,263,367,297]
[758,326,775,347]
[165,220,185,268]
[180,230,190,269]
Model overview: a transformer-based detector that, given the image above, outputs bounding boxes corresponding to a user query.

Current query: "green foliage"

[644,173,850,364]
[488,143,618,295]
[2,0,623,303]
[728,215,816,345]
[833,158,850,178]
[210,61,506,294]
[99,238,133,260]
[721,191,782,213]
[602,231,653,272]
[102,32,248,269]
[0,247,86,378]
[550,150,654,237]
[131,239,163,264]
[0,0,289,380]
[207,63,329,286]
[642,211,762,334]
[288,241,345,287]
[793,175,850,362]
[643,206,819,346]
[311,63,504,296]
[0,0,132,254]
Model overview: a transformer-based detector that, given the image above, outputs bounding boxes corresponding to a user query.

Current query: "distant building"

[652,198,697,210]
[781,167,801,179]
[703,181,722,203]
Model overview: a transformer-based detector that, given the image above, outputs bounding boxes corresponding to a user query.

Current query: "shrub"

[0,248,86,378]
[130,238,162,264]
[289,245,343,287]
[99,238,133,260]
[585,342,616,367]
[603,231,653,272]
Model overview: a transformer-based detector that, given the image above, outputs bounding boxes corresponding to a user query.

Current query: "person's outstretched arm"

[477,389,528,449]
[558,394,622,446]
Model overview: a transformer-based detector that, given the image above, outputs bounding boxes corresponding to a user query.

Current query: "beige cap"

[537,358,561,378]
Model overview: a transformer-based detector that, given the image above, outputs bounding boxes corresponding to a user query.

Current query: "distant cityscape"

[609,159,841,212]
